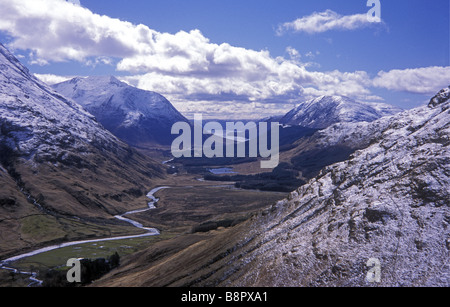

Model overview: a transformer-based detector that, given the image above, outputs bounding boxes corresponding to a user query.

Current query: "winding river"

[0,186,170,286]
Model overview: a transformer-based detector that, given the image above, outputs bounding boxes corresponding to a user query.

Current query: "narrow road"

[0,186,170,286]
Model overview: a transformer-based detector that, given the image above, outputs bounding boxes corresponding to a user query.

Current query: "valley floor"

[0,169,287,287]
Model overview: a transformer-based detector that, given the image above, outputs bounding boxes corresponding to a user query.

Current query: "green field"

[1,178,287,287]
[10,231,177,273]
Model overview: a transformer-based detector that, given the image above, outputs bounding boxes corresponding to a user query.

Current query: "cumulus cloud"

[117,68,378,119]
[2,0,443,119]
[34,73,74,85]
[0,0,150,62]
[372,66,450,95]
[277,9,381,35]
[285,46,301,62]
[66,0,80,5]
[0,0,309,102]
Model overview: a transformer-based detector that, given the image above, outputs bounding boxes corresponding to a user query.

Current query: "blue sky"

[0,0,449,119]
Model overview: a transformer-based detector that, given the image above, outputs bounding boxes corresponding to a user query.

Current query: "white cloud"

[34,73,75,85]
[66,0,80,5]
[286,46,301,62]
[277,9,381,35]
[372,66,450,95]
[0,0,371,96]
[0,0,150,62]
[118,68,376,117]
[2,0,445,119]
[0,0,313,105]
[85,56,113,68]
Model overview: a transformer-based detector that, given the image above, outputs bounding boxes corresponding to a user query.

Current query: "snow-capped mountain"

[280,95,402,129]
[0,53,119,160]
[96,87,449,287]
[52,76,188,146]
[221,89,449,287]
[0,43,163,257]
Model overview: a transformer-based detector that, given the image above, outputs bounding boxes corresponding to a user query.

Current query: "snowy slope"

[0,43,163,257]
[280,95,402,129]
[0,47,126,161]
[222,88,450,286]
[52,76,188,146]
[0,42,162,208]
[98,87,449,287]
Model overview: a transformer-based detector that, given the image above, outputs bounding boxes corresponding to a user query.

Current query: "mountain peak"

[53,75,188,146]
[307,95,356,108]
[280,95,401,129]
[315,95,351,102]
[67,75,126,89]
[429,86,450,108]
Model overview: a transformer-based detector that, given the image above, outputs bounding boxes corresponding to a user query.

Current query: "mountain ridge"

[94,86,450,287]
[0,43,164,258]
[52,76,188,147]
[280,95,402,129]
